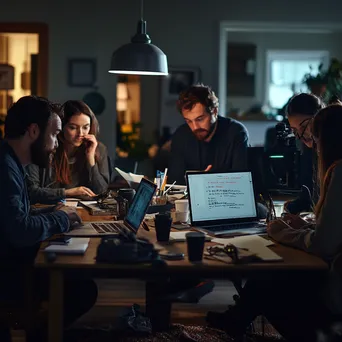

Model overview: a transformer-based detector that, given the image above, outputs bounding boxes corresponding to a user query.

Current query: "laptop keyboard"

[204,222,259,232]
[92,223,122,233]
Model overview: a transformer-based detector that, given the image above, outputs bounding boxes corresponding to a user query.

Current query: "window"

[266,50,329,110]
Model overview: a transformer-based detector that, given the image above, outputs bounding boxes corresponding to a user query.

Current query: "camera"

[266,121,301,193]
[275,122,296,147]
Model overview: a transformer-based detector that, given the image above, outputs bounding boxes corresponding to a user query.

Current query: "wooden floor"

[12,279,237,341]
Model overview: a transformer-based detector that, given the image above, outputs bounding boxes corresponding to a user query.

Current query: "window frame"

[265,50,330,110]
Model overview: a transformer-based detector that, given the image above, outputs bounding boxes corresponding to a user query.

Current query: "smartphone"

[159,252,185,260]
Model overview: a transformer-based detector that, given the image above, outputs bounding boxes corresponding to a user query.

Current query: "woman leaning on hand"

[26,100,109,204]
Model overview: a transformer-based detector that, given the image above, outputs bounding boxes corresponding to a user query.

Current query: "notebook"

[44,238,90,255]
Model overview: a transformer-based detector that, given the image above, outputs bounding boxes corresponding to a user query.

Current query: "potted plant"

[325,58,342,100]
[303,58,342,99]
[302,63,328,97]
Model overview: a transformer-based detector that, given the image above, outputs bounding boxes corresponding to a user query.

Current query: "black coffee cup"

[155,213,172,242]
[186,232,206,262]
[118,188,136,206]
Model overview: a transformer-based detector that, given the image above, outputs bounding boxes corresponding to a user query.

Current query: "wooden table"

[35,209,328,342]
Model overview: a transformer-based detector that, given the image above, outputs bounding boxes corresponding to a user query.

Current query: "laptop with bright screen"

[65,178,157,237]
[186,171,261,235]
[124,178,157,232]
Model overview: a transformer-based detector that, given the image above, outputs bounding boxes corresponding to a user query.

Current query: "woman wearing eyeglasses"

[207,104,342,341]
[283,93,325,214]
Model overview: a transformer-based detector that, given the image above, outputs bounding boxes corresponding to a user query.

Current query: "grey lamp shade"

[108,20,168,76]
[109,43,168,75]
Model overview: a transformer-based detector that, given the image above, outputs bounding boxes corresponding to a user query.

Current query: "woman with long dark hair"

[207,103,342,341]
[27,100,109,203]
[284,93,325,213]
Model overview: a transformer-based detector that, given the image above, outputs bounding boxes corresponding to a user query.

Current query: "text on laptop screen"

[125,180,156,231]
[188,172,257,222]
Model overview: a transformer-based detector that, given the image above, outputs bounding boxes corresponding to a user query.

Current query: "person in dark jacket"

[26,100,109,204]
[168,84,249,185]
[0,96,97,341]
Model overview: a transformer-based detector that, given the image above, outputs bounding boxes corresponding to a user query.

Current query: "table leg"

[48,270,64,342]
[145,280,172,332]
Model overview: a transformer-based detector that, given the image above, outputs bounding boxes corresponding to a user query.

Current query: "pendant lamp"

[108,0,168,76]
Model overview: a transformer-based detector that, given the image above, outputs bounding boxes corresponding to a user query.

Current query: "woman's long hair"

[312,103,342,218]
[54,100,99,185]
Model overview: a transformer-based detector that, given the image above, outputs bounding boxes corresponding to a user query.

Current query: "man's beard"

[193,122,217,141]
[30,135,53,168]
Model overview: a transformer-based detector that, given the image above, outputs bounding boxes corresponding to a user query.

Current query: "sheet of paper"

[166,184,187,190]
[115,167,144,185]
[128,172,144,183]
[250,244,283,261]
[212,235,282,261]
[44,238,90,254]
[79,201,98,206]
[212,235,274,248]
[169,231,211,242]
[65,201,78,207]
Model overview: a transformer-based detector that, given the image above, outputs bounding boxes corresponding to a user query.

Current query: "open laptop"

[65,178,157,237]
[186,171,266,236]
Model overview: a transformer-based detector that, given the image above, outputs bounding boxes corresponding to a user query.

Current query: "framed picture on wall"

[68,58,96,87]
[0,64,15,90]
[161,66,201,104]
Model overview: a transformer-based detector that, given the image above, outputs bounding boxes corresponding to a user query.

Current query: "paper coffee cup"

[175,199,189,213]
[176,211,189,223]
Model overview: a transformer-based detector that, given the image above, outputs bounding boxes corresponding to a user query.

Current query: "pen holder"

[152,194,168,206]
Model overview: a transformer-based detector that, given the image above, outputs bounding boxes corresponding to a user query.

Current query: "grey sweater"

[268,161,342,261]
[268,161,342,313]
[26,142,110,204]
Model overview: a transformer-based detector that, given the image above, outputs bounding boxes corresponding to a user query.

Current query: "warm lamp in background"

[116,82,128,112]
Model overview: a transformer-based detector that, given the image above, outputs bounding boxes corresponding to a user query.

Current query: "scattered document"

[166,184,187,190]
[44,238,90,255]
[212,235,274,248]
[169,231,211,242]
[65,201,78,207]
[115,167,144,186]
[212,235,282,261]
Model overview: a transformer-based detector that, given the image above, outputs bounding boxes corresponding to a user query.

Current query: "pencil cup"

[152,194,168,205]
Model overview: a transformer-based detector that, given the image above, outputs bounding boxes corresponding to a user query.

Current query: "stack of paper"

[44,238,90,255]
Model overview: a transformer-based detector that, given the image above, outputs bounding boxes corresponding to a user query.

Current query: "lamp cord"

[140,0,144,20]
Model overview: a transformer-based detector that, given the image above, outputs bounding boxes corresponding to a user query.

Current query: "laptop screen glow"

[188,172,257,222]
[125,179,156,231]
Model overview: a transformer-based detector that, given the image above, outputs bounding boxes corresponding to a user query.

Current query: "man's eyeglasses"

[292,118,313,143]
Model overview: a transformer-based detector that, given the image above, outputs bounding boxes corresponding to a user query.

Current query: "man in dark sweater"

[0,96,97,341]
[168,84,249,185]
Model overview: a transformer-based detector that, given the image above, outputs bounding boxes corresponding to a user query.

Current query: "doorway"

[0,23,48,137]
[218,21,342,117]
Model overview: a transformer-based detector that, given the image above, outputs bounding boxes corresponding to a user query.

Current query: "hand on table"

[65,186,96,198]
[56,206,82,228]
